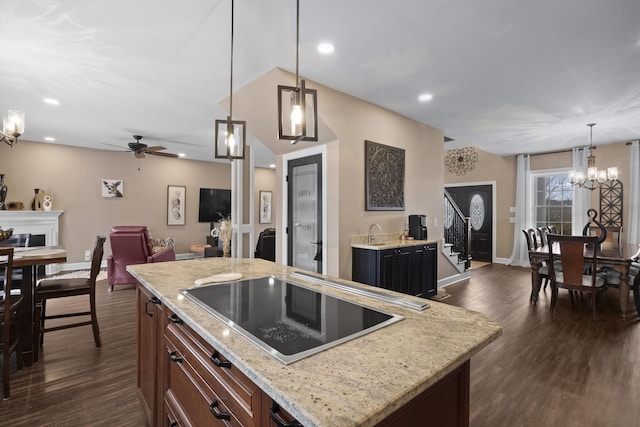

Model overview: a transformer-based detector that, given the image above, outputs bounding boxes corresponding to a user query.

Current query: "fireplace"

[0,210,64,274]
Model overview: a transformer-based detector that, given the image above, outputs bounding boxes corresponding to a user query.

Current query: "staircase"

[443,190,471,274]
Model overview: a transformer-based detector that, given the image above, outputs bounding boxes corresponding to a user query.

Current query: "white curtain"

[628,141,640,244]
[571,147,591,235]
[508,154,532,267]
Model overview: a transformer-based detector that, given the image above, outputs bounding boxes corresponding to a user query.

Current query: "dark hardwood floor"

[2,266,639,426]
[0,280,146,426]
[444,264,640,427]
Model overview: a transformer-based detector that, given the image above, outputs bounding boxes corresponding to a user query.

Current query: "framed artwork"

[102,179,124,198]
[364,140,405,210]
[259,191,272,223]
[167,185,186,225]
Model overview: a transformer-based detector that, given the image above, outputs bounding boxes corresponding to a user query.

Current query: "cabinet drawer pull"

[209,400,231,421]
[210,351,232,369]
[168,314,183,324]
[167,418,178,427]
[269,402,303,427]
[168,351,183,363]
[145,297,161,317]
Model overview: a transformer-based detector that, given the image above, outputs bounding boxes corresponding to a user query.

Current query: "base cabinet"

[137,285,301,427]
[137,285,165,426]
[138,281,470,426]
[353,242,437,298]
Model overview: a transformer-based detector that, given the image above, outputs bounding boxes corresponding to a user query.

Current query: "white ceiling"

[2,0,640,167]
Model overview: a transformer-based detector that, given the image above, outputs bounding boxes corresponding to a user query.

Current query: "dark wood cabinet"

[137,285,165,426]
[137,285,299,427]
[353,242,437,299]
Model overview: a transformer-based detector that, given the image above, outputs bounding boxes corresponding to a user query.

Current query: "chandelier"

[277,0,318,144]
[568,123,618,191]
[1,110,26,147]
[214,0,246,160]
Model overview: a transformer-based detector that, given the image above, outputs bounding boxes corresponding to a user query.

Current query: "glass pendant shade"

[277,80,318,142]
[215,117,246,160]
[7,110,25,134]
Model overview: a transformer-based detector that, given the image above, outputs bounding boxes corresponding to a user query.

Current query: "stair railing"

[444,190,471,271]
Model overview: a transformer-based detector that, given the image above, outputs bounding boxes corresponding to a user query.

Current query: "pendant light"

[215,0,246,160]
[568,123,618,191]
[277,0,318,144]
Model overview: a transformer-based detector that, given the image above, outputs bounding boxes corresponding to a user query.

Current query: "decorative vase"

[219,220,232,257]
[42,194,53,211]
[0,174,7,210]
[32,188,42,210]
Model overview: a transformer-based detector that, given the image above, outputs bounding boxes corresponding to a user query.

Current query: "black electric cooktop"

[181,276,403,364]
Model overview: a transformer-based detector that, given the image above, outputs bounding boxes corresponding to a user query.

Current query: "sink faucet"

[368,223,382,244]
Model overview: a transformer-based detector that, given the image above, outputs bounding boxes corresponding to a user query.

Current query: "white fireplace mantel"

[0,210,64,246]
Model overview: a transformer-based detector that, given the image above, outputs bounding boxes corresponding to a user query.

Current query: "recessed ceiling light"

[178,153,186,158]
[269,164,276,168]
[43,98,60,105]
[44,137,55,142]
[317,43,335,54]
[418,93,433,102]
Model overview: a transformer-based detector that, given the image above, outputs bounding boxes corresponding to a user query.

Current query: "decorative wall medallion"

[365,140,405,211]
[469,194,485,231]
[445,147,479,176]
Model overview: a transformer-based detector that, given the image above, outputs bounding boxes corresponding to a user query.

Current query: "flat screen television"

[198,188,231,222]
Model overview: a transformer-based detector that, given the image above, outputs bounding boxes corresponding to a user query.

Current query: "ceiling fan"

[125,135,179,158]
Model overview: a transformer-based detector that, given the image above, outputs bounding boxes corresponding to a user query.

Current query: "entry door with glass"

[287,154,322,273]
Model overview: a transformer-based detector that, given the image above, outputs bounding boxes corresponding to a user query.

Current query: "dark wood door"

[446,185,493,263]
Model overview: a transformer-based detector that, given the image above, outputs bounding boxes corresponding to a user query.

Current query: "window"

[534,173,572,235]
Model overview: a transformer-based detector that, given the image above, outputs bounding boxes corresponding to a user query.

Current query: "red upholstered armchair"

[106,226,175,291]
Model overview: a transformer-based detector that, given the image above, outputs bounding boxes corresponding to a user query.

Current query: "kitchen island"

[129,257,501,426]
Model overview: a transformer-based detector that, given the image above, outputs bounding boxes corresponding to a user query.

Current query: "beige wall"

[0,140,275,264]
[231,68,451,281]
[444,142,633,260]
[313,81,447,280]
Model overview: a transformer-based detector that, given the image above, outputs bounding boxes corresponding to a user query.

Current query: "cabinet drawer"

[165,311,261,426]
[165,333,244,426]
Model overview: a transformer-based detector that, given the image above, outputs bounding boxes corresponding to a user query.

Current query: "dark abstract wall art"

[365,140,405,211]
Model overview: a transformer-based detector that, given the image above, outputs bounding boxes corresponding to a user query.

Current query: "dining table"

[530,241,640,320]
[12,246,67,366]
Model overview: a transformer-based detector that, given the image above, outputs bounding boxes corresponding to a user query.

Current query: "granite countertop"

[128,258,501,427]
[350,232,438,250]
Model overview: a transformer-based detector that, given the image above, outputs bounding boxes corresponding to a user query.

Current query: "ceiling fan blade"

[135,152,145,159]
[148,151,179,158]
[102,142,132,152]
[144,146,167,152]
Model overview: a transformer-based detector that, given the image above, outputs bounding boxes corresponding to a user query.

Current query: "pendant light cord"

[295,0,300,87]
[229,0,235,118]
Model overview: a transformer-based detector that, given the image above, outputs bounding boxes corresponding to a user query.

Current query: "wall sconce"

[277,0,318,144]
[1,110,26,147]
[214,0,246,160]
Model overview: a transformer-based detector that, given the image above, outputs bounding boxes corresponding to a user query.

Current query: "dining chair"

[587,226,624,287]
[537,226,549,247]
[523,229,550,290]
[1,247,23,399]
[34,236,106,356]
[547,234,605,320]
[547,225,558,234]
[0,233,31,291]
